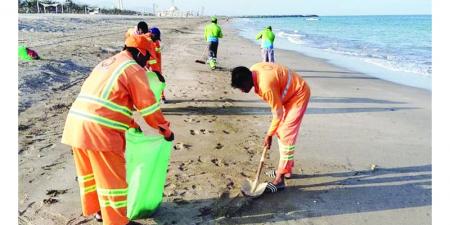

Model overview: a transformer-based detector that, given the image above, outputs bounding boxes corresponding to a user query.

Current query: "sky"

[74,0,432,16]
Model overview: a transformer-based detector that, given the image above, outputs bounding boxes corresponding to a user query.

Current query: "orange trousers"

[72,147,129,225]
[275,84,311,175]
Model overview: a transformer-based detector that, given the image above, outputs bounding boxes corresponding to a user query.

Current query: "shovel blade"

[241,178,267,197]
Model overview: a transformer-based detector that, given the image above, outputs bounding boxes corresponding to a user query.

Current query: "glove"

[159,126,174,142]
[154,71,165,83]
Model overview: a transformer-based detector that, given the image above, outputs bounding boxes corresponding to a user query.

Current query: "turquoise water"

[232,15,432,90]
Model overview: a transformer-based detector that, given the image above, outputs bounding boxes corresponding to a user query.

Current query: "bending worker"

[61,34,174,225]
[204,16,223,69]
[230,63,310,193]
[256,26,275,63]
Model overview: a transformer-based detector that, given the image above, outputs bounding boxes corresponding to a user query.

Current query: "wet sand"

[19,14,431,225]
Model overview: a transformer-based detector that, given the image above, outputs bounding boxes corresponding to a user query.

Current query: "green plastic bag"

[146,71,166,102]
[18,45,32,61]
[125,128,173,219]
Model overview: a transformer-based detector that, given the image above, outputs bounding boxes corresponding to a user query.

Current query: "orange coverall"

[250,62,311,176]
[124,27,137,39]
[61,50,170,225]
[147,40,161,73]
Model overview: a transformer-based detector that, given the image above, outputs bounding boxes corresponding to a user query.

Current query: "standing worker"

[125,21,149,38]
[61,35,174,225]
[148,27,162,74]
[256,26,275,63]
[204,16,223,70]
[124,22,164,103]
[230,63,310,193]
[148,27,167,103]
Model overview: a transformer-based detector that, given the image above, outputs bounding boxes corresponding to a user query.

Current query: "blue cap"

[149,27,161,41]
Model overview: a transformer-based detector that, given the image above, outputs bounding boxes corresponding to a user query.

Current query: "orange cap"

[125,34,153,55]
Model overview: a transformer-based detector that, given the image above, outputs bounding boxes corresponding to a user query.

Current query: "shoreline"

[230,17,432,90]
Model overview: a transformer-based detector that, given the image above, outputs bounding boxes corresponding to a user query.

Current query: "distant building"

[157,5,197,17]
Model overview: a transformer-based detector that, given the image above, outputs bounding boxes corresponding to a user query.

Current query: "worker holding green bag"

[61,35,174,225]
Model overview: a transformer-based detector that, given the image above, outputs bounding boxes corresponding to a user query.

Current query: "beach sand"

[19,14,431,225]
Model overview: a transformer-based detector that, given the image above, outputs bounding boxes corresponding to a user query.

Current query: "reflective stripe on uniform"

[97,187,128,197]
[100,199,127,209]
[78,173,95,183]
[281,70,292,101]
[279,142,295,160]
[155,47,161,52]
[101,60,137,99]
[279,143,295,150]
[282,155,295,160]
[77,94,132,117]
[81,184,97,194]
[139,102,161,116]
[148,59,157,65]
[69,109,129,131]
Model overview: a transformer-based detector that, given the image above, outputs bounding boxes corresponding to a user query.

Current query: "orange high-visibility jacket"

[61,51,170,152]
[148,40,162,73]
[125,31,158,70]
[125,27,138,39]
[250,62,308,136]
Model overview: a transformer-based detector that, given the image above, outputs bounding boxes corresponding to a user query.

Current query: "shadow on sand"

[167,96,406,105]
[147,165,431,224]
[162,106,417,116]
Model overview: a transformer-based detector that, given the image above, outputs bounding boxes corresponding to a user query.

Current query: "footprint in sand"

[211,158,220,166]
[226,178,234,190]
[174,143,192,151]
[215,143,224,150]
[178,163,188,171]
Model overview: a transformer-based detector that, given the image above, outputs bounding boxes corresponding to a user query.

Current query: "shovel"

[241,146,269,197]
[194,45,208,64]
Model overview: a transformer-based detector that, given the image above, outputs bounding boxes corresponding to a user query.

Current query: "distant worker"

[148,27,162,74]
[148,27,167,103]
[125,21,149,39]
[230,63,311,193]
[256,26,275,63]
[204,16,223,69]
[61,34,174,225]
[124,22,163,103]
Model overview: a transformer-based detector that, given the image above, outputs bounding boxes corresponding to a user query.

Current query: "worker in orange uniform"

[125,21,149,38]
[147,27,167,103]
[61,34,174,225]
[230,63,310,193]
[124,23,163,103]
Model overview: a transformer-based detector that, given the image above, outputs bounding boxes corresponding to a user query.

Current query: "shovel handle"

[251,146,269,192]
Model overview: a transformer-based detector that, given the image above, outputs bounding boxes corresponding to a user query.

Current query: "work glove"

[154,71,165,83]
[159,126,174,142]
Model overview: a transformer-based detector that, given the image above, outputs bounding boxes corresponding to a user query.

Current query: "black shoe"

[94,211,102,222]
[264,180,286,193]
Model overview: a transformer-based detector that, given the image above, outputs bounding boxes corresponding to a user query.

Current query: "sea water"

[232,15,431,90]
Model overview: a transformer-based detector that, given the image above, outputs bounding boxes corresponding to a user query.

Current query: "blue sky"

[76,0,431,16]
